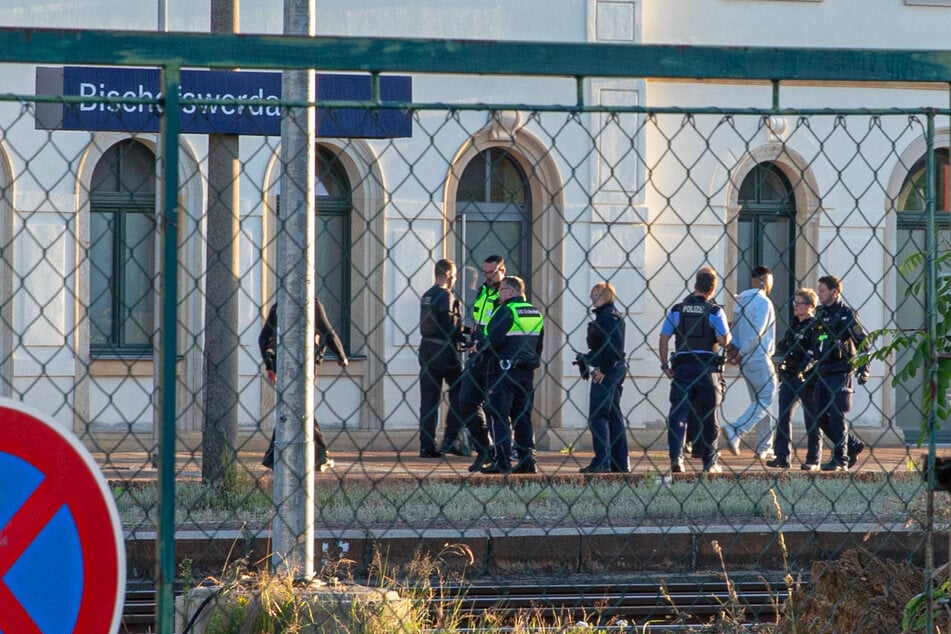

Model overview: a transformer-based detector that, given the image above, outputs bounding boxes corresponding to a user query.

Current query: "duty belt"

[498,358,539,371]
[672,353,724,370]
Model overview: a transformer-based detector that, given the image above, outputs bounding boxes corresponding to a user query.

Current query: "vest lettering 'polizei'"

[674,295,718,353]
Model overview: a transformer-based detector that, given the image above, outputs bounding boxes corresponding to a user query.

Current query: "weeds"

[768,488,801,634]
[711,540,747,632]
[180,536,815,633]
[187,561,414,634]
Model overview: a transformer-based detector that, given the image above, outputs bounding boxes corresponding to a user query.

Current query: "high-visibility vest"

[471,284,500,342]
[505,301,544,337]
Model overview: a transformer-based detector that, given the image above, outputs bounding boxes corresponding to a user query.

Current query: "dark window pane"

[121,211,155,346]
[455,149,533,304]
[898,149,950,213]
[316,146,352,353]
[458,155,487,203]
[737,162,795,333]
[89,212,114,346]
[89,140,156,355]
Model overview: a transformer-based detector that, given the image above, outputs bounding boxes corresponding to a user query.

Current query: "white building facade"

[0,0,946,452]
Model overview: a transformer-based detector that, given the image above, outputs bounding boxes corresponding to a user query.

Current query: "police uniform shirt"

[660,295,729,356]
[587,302,625,371]
[419,284,464,346]
[484,296,544,365]
[812,299,869,376]
[776,315,815,376]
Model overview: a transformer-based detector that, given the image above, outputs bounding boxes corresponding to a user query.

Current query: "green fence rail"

[1,27,950,633]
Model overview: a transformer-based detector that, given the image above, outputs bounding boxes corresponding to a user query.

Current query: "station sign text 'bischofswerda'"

[34,66,412,138]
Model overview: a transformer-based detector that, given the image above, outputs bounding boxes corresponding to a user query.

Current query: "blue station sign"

[35,66,413,138]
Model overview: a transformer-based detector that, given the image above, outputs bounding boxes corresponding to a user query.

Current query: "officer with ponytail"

[578,281,629,473]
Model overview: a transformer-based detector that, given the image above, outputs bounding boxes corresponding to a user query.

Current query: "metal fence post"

[923,109,938,634]
[272,0,316,579]
[156,63,182,634]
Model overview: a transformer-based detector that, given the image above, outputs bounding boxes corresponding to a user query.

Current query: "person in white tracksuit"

[724,266,778,459]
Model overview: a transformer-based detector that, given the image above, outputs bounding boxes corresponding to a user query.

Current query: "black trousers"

[457,357,493,455]
[262,420,329,469]
[418,343,464,453]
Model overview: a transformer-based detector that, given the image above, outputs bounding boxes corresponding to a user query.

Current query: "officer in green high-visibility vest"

[479,275,544,474]
[457,255,505,472]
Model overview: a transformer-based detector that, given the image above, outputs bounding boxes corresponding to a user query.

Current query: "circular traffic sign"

[0,398,125,633]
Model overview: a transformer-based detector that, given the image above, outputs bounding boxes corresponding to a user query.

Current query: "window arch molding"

[886,128,951,213]
[880,127,951,441]
[442,123,567,434]
[0,140,13,399]
[262,137,386,431]
[723,143,822,315]
[882,126,951,321]
[75,133,204,433]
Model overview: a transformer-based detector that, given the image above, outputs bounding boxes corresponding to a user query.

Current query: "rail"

[121,577,796,632]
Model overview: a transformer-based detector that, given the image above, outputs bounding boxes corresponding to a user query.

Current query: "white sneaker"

[756,450,774,461]
[317,458,335,472]
[729,438,741,456]
[704,463,723,474]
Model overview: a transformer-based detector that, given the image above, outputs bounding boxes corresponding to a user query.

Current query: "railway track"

[122,576,798,632]
[425,579,793,629]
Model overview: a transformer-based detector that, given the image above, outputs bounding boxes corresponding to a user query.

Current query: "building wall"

[0,0,941,447]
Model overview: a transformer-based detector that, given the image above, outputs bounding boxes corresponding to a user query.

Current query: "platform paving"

[98,444,932,483]
[114,443,945,589]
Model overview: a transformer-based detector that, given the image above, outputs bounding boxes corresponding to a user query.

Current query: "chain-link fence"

[2,30,950,633]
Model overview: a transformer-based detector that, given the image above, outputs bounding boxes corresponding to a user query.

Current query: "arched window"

[737,161,796,331]
[89,140,156,356]
[455,148,532,308]
[894,148,951,441]
[315,146,353,353]
[274,146,354,354]
[897,149,951,216]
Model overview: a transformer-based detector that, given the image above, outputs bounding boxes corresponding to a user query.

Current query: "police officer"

[457,255,505,472]
[807,275,868,472]
[417,259,468,458]
[259,299,349,471]
[658,267,731,474]
[579,281,629,473]
[480,276,544,474]
[767,288,820,470]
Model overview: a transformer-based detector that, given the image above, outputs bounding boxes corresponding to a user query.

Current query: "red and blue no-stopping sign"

[0,398,125,633]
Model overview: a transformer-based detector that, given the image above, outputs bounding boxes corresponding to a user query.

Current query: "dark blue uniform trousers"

[812,371,858,466]
[486,368,536,469]
[587,362,629,471]
[774,373,820,464]
[418,344,463,454]
[667,362,723,469]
